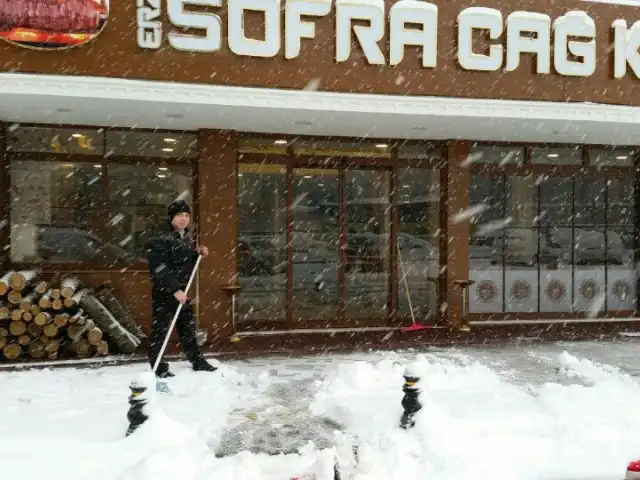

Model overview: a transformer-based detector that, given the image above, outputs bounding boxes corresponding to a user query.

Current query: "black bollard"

[126,380,150,436]
[400,367,422,430]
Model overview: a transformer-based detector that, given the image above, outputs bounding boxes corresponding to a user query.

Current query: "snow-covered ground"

[2,341,640,479]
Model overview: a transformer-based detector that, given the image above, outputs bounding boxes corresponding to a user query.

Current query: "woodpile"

[0,270,146,362]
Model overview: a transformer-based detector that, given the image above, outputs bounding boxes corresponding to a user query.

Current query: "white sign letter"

[505,11,551,74]
[389,0,438,68]
[285,0,332,60]
[336,0,386,65]
[553,11,596,77]
[613,19,640,79]
[137,0,162,49]
[228,0,281,57]
[167,0,222,52]
[457,7,503,71]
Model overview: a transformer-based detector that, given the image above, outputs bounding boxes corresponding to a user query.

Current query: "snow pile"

[309,351,640,480]
[2,349,640,479]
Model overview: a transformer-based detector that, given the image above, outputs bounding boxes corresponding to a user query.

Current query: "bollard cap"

[627,460,640,479]
[128,372,157,402]
[404,363,421,379]
[628,459,640,472]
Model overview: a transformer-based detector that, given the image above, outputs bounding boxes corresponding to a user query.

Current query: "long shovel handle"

[152,255,203,374]
[397,244,417,326]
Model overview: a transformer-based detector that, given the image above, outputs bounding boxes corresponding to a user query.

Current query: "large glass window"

[10,161,106,264]
[236,163,287,325]
[344,169,391,321]
[292,168,339,321]
[108,164,193,262]
[8,127,196,267]
[469,168,635,313]
[235,138,444,329]
[396,168,440,321]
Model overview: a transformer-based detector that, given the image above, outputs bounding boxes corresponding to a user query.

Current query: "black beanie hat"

[168,200,191,219]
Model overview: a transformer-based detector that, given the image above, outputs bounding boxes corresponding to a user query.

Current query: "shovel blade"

[156,380,171,394]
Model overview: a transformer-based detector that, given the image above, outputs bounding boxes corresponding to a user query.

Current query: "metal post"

[125,379,150,436]
[399,365,422,429]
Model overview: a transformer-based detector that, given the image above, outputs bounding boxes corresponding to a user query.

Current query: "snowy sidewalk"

[0,343,639,479]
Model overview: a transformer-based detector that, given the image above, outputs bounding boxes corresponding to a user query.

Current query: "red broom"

[397,243,431,332]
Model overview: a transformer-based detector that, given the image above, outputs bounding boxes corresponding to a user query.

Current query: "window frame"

[2,126,198,272]
[234,139,445,332]
[467,143,637,316]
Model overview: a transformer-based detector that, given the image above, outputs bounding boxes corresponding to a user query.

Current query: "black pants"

[148,294,204,374]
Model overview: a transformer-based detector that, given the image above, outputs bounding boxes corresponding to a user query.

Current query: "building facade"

[1,0,640,354]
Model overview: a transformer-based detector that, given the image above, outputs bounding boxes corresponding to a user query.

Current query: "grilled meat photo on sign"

[0,0,108,49]
[0,0,103,32]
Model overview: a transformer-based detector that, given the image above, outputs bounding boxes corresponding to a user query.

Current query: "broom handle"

[152,255,203,374]
[397,244,417,325]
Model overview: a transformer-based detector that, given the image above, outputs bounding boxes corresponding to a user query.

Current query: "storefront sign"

[136,0,640,80]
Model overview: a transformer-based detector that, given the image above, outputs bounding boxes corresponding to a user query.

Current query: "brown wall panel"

[197,130,237,345]
[0,0,638,105]
[444,141,471,328]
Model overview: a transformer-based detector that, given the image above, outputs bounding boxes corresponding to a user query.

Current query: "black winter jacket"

[145,225,198,297]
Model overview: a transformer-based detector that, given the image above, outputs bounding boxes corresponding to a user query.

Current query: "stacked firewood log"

[0,270,146,362]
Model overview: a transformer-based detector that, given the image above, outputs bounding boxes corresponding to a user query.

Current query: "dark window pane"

[292,168,339,321]
[397,143,444,162]
[294,140,391,158]
[344,169,391,320]
[396,168,439,321]
[469,145,524,166]
[10,160,107,264]
[574,176,606,227]
[106,131,197,158]
[469,173,505,228]
[539,177,572,226]
[506,175,538,227]
[531,147,582,165]
[108,164,193,264]
[238,137,288,154]
[8,127,103,155]
[539,227,572,268]
[608,178,634,226]
[236,163,287,325]
[589,147,636,167]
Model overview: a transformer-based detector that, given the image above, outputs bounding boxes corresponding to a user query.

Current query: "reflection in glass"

[469,145,524,166]
[574,176,605,227]
[292,168,339,321]
[469,174,505,270]
[8,127,104,155]
[236,164,287,324]
[10,161,108,264]
[530,147,582,165]
[539,177,572,227]
[108,164,192,262]
[106,131,197,158]
[396,168,439,320]
[589,147,636,167]
[344,169,391,320]
[608,178,634,226]
[397,143,444,161]
[470,170,636,314]
[294,140,391,158]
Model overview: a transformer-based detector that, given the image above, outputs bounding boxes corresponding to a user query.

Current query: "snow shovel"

[152,254,203,394]
[397,244,430,333]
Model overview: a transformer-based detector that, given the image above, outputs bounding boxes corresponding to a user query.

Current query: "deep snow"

[2,341,640,479]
